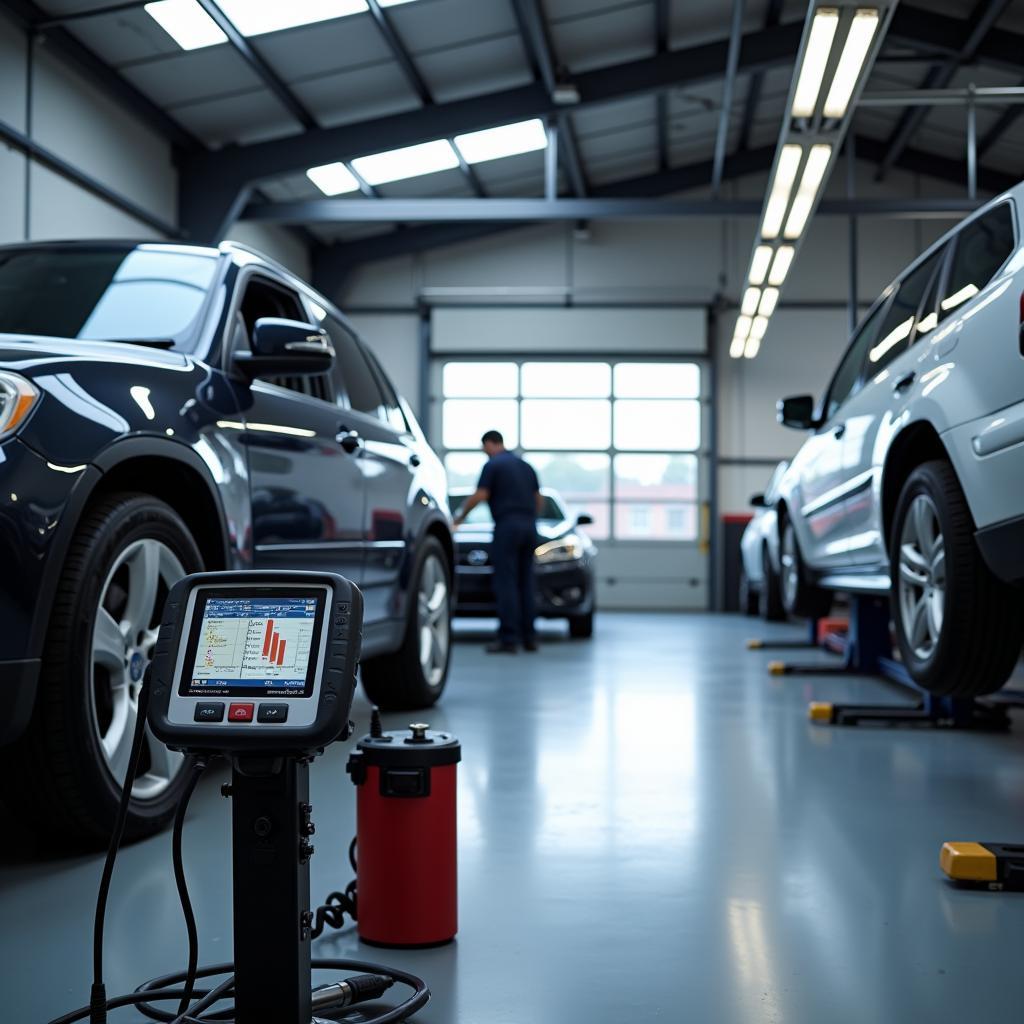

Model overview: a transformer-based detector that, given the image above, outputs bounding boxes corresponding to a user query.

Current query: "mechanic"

[452,430,542,654]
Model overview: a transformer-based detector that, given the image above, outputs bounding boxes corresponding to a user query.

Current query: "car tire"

[569,610,594,638]
[890,460,1024,698]
[739,567,760,616]
[362,537,453,711]
[779,519,832,620]
[759,545,786,621]
[3,493,202,845]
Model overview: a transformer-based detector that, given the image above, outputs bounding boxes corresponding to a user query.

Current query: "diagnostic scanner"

[148,570,363,755]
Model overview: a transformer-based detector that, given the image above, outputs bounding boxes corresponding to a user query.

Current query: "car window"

[363,345,410,433]
[911,248,946,342]
[326,315,387,420]
[237,276,333,403]
[938,203,1015,322]
[824,300,888,421]
[865,248,943,375]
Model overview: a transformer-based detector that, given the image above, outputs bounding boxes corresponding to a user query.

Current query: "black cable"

[171,759,208,1016]
[90,679,153,1024]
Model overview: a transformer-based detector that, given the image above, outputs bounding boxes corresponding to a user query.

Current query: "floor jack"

[763,594,1024,729]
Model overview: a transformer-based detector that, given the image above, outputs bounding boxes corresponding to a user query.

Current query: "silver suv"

[771,185,1024,698]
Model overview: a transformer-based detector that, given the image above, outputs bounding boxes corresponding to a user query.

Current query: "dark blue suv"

[0,240,454,842]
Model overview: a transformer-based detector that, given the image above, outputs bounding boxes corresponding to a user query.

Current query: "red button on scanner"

[228,703,255,722]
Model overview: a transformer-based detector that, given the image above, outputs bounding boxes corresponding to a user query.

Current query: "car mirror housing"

[233,317,335,381]
[777,394,818,430]
[750,493,767,508]
[576,513,594,526]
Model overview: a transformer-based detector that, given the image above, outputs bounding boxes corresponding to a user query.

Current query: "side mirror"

[576,513,594,526]
[233,317,335,381]
[777,394,818,430]
[750,493,767,509]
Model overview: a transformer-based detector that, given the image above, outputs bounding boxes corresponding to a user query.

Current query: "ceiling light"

[735,315,753,339]
[749,245,773,285]
[743,335,761,358]
[454,120,548,165]
[741,288,761,316]
[783,143,832,239]
[729,334,746,358]
[941,283,979,311]
[823,9,880,118]
[767,246,795,286]
[750,315,769,341]
[216,0,369,37]
[791,7,839,118]
[144,0,226,50]
[553,82,582,105]
[758,288,779,317]
[762,144,802,240]
[352,140,459,185]
[306,162,360,196]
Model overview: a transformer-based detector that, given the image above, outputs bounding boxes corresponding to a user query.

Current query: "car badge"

[467,549,488,566]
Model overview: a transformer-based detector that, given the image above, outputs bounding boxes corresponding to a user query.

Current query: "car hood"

[455,519,575,545]
[0,333,188,371]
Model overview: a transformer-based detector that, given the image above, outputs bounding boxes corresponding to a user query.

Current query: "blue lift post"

[762,594,1023,729]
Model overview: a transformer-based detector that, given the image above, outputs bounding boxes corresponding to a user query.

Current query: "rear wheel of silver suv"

[779,520,832,620]
[891,460,1024,698]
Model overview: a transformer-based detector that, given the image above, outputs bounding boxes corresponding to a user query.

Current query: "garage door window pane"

[445,451,487,489]
[525,451,610,538]
[614,454,697,499]
[521,362,611,397]
[615,503,697,540]
[443,399,518,449]
[521,399,611,449]
[614,400,699,451]
[614,363,700,398]
[443,362,518,397]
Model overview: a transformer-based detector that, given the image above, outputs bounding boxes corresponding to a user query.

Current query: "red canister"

[347,720,460,946]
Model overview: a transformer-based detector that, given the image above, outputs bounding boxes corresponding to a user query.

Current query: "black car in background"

[450,488,597,637]
[0,240,454,842]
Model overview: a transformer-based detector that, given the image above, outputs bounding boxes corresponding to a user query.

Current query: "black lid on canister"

[356,723,461,768]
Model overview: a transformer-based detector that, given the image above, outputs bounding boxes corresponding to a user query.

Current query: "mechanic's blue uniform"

[478,452,540,645]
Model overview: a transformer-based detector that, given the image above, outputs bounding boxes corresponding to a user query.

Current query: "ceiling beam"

[654,0,669,169]
[179,19,803,240]
[0,0,201,152]
[977,88,1024,156]
[711,0,745,196]
[736,0,783,152]
[510,0,587,197]
[194,0,316,131]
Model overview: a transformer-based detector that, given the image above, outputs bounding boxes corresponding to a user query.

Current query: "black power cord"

[52,674,430,1024]
[310,837,359,940]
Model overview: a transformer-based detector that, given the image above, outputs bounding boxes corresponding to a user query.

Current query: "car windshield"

[450,493,565,525]
[0,245,218,348]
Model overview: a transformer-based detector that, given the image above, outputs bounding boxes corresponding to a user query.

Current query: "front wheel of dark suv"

[891,461,1024,698]
[4,493,203,845]
[361,537,453,710]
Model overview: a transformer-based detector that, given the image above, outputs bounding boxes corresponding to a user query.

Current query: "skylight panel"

[216,0,369,37]
[454,120,548,165]
[144,0,226,50]
[307,162,361,196]
[351,140,460,185]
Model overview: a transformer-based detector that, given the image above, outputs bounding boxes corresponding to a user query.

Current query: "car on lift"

[769,186,1024,698]
[449,487,598,637]
[738,460,788,619]
[0,239,454,843]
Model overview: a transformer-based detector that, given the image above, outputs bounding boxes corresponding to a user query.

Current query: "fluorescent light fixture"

[729,334,746,358]
[758,288,779,317]
[144,0,226,50]
[744,335,761,358]
[916,311,938,335]
[749,245,773,286]
[750,315,769,341]
[742,288,761,316]
[762,145,802,240]
[768,246,795,286]
[783,143,832,239]
[306,162,360,196]
[352,140,459,185]
[216,0,368,37]
[823,9,879,118]
[941,283,979,311]
[791,7,839,118]
[735,315,753,339]
[869,316,913,363]
[454,120,548,165]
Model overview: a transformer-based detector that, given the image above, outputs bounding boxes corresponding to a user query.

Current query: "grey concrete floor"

[4,612,1024,1023]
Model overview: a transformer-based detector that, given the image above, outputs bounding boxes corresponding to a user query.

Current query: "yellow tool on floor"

[940,841,1024,890]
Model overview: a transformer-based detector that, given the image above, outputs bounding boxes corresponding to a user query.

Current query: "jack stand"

[809,694,1012,729]
[747,616,819,652]
[939,842,1024,890]
[768,597,888,677]
[228,755,316,1024]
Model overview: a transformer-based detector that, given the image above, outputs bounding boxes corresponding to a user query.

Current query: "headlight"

[0,372,40,440]
[535,534,584,564]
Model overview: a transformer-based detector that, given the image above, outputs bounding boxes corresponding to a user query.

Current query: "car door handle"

[832,423,846,439]
[336,427,361,453]
[893,371,916,394]
[409,453,421,467]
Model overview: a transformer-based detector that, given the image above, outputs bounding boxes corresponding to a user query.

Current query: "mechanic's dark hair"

[481,430,504,446]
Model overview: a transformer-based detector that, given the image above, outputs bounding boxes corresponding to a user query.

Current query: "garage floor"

[4,612,1024,1023]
